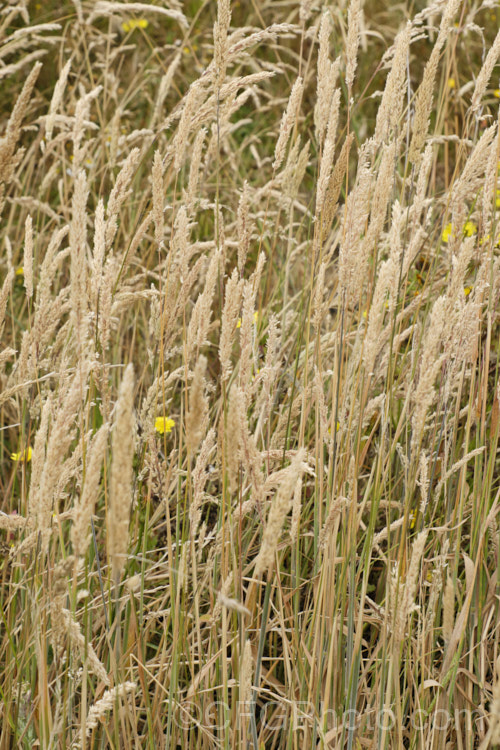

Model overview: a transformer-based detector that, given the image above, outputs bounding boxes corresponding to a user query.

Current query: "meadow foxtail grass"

[1,0,500,747]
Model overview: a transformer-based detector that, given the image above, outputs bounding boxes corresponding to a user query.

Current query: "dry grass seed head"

[373,22,411,146]
[470,27,500,113]
[0,62,42,213]
[45,59,71,143]
[23,214,33,299]
[408,0,461,165]
[71,423,109,559]
[346,0,362,94]
[254,448,306,577]
[273,77,303,172]
[219,267,244,381]
[109,363,135,583]
[186,354,208,454]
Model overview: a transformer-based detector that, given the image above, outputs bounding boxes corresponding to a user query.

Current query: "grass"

[1,0,500,747]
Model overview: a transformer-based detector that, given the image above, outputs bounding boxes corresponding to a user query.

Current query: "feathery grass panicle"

[70,170,89,351]
[84,682,136,739]
[186,250,220,361]
[393,530,428,645]
[105,147,141,249]
[315,89,341,217]
[314,12,340,146]
[225,385,241,494]
[186,354,208,454]
[345,0,362,94]
[51,597,110,686]
[189,427,216,536]
[235,387,264,515]
[338,147,373,306]
[121,209,152,277]
[173,83,204,173]
[470,28,500,113]
[411,296,447,452]
[282,136,310,203]
[238,252,265,400]
[451,124,497,206]
[237,180,252,274]
[90,198,105,311]
[152,150,165,249]
[28,396,51,523]
[71,424,109,559]
[254,449,306,577]
[239,638,254,723]
[213,0,232,91]
[321,133,354,242]
[72,86,102,171]
[23,215,33,299]
[0,268,14,337]
[2,3,500,745]
[362,138,398,257]
[45,59,71,144]
[152,51,181,126]
[480,123,500,230]
[273,77,303,172]
[312,261,326,335]
[185,127,206,212]
[35,370,87,552]
[109,363,135,583]
[373,22,411,146]
[408,0,461,165]
[0,62,42,214]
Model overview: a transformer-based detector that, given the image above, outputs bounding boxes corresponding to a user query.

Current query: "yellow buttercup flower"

[442,221,476,243]
[447,77,456,89]
[442,223,453,242]
[122,18,148,33]
[15,267,24,277]
[155,417,175,435]
[494,89,500,99]
[463,221,477,237]
[236,311,258,329]
[11,447,32,462]
[463,286,472,296]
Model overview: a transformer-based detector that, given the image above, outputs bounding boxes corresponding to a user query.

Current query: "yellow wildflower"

[442,221,476,243]
[442,223,453,242]
[447,77,456,89]
[236,311,258,328]
[122,18,148,33]
[15,267,24,277]
[11,447,32,462]
[463,286,472,296]
[494,89,500,99]
[155,417,175,435]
